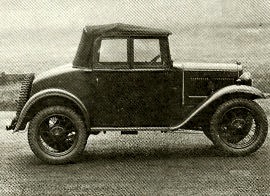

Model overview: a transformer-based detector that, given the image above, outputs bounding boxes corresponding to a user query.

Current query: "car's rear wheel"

[210,99,268,156]
[28,106,87,164]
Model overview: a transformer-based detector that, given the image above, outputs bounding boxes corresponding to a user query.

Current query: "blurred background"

[1,0,270,110]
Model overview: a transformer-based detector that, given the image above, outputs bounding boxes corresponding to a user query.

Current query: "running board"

[90,127,199,133]
[91,127,170,132]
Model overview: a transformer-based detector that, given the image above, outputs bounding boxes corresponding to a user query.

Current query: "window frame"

[92,36,171,70]
[132,37,163,69]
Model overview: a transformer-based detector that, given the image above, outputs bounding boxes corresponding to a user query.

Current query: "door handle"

[170,87,178,90]
[95,77,99,86]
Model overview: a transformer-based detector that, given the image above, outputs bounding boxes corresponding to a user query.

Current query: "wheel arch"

[200,91,264,119]
[170,85,265,130]
[14,89,90,132]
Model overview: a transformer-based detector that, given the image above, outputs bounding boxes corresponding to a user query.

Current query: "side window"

[99,39,127,63]
[134,39,162,68]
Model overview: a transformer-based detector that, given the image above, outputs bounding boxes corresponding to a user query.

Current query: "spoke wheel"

[219,107,256,148]
[38,115,78,155]
[210,99,268,156]
[28,106,87,164]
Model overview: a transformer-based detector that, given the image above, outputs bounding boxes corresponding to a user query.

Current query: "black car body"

[7,23,268,164]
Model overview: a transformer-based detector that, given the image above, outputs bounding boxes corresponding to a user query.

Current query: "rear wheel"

[28,106,87,164]
[210,99,268,156]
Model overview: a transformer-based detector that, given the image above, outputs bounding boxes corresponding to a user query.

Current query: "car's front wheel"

[210,99,268,156]
[203,129,213,143]
[28,106,87,164]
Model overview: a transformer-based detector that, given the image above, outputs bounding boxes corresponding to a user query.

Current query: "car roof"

[83,23,172,37]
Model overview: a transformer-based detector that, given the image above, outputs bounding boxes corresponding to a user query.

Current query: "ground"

[1,102,270,195]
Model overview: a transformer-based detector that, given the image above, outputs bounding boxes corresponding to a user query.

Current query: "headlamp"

[239,72,251,81]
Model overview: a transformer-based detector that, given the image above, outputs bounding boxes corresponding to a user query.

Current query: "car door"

[91,37,184,128]
[126,38,171,127]
[127,38,184,127]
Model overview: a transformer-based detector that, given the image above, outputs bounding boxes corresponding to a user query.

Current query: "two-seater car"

[7,23,268,164]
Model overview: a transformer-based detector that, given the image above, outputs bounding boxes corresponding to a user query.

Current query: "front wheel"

[203,129,214,143]
[210,99,268,156]
[28,106,87,164]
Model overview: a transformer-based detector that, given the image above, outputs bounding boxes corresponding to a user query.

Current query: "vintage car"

[7,23,268,164]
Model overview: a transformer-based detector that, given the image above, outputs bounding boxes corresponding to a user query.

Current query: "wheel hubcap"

[50,126,65,137]
[231,118,246,130]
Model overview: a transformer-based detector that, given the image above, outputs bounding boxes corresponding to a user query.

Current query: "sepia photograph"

[1,0,270,195]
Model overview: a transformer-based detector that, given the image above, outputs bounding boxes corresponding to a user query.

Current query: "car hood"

[173,62,242,72]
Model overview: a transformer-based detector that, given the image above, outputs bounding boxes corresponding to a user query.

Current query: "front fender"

[14,88,90,132]
[170,85,265,131]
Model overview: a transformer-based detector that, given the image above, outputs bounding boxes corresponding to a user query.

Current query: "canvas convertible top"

[73,23,172,67]
[83,23,172,37]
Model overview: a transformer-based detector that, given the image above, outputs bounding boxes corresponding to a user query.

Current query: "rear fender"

[170,85,265,131]
[14,88,90,132]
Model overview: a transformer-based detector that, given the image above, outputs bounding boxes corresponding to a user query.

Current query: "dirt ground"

[0,110,270,196]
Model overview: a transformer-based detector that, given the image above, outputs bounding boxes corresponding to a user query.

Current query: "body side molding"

[14,88,90,132]
[170,85,265,131]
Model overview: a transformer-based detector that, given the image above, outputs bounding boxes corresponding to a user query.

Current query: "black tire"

[28,106,87,164]
[210,99,268,156]
[201,123,214,143]
[203,129,214,143]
